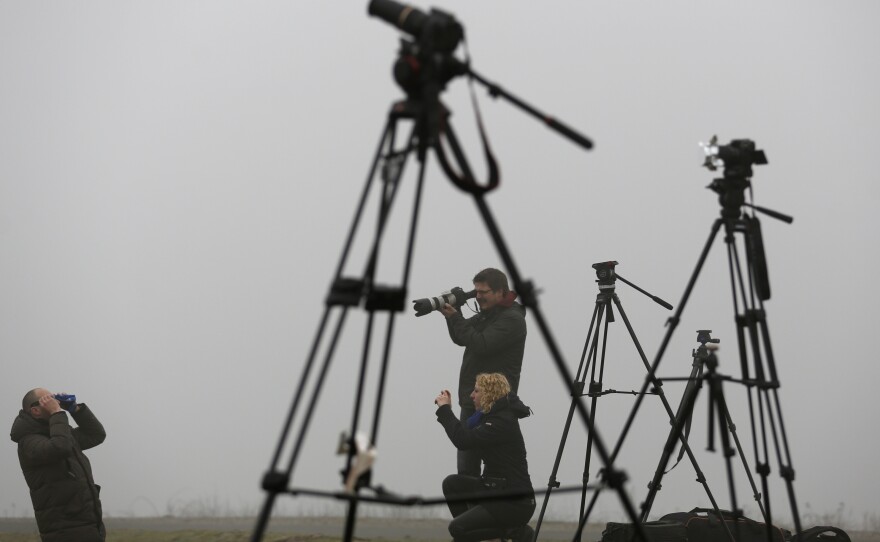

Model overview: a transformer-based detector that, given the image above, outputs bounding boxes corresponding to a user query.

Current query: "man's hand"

[55,393,78,414]
[38,393,63,415]
[434,389,452,407]
[439,303,458,319]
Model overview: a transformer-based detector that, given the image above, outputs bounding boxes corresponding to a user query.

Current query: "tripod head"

[696,329,720,347]
[693,330,721,367]
[593,261,618,292]
[592,261,673,311]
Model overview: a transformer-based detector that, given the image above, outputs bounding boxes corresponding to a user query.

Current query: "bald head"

[22,389,42,412]
[22,388,59,419]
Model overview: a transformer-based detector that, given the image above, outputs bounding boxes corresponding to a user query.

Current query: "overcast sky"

[2,0,878,534]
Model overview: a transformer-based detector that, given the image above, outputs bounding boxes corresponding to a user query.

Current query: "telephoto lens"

[412,287,475,317]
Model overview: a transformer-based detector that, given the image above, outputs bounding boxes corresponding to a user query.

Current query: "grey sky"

[2,0,878,531]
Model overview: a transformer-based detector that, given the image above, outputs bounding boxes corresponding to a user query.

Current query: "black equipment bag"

[791,526,851,542]
[601,508,794,542]
[601,520,687,542]
[659,508,791,542]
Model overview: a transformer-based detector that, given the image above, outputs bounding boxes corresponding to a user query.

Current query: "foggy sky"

[2,0,878,532]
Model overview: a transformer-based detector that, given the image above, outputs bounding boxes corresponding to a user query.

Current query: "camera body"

[53,393,77,412]
[412,286,475,317]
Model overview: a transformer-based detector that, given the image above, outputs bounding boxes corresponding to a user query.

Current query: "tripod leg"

[342,131,432,538]
[712,368,744,529]
[340,120,431,540]
[769,387,803,536]
[441,121,647,538]
[640,361,703,521]
[649,218,723,375]
[720,395,768,521]
[578,302,610,533]
[618,220,725,507]
[726,218,803,536]
[252,107,425,542]
[341,310,379,542]
[533,301,603,540]
[729,220,800,529]
[605,293,728,523]
[607,298,724,522]
[251,307,352,542]
[474,194,645,535]
[331,111,399,280]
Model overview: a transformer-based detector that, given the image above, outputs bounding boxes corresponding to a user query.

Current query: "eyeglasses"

[474,288,494,296]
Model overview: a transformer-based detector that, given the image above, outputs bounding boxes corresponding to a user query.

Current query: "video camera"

[700,135,767,177]
[412,287,475,317]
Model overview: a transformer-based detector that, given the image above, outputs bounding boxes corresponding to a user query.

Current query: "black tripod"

[643,334,778,542]
[534,262,728,542]
[250,3,647,541]
[616,137,803,537]
[642,330,767,532]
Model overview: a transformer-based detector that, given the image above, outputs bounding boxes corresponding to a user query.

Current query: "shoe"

[507,524,535,542]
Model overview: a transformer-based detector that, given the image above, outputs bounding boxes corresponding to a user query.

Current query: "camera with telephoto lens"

[412,287,475,317]
[368,0,464,54]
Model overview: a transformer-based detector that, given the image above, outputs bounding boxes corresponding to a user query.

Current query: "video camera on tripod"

[368,0,465,98]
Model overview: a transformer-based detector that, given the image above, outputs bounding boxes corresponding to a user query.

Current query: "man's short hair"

[473,268,510,294]
[22,389,40,412]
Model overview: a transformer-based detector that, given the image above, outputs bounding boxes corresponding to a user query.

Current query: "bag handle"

[689,507,741,520]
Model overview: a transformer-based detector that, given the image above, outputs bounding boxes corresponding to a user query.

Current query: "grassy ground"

[0,533,351,542]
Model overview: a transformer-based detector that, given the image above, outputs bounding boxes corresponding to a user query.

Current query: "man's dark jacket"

[10,405,106,541]
[446,299,526,408]
[436,394,534,497]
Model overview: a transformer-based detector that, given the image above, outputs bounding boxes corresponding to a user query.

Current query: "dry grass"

[0,532,346,542]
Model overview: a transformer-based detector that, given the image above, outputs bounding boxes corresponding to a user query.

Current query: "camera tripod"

[250,3,647,541]
[533,262,731,542]
[639,330,768,542]
[616,138,803,538]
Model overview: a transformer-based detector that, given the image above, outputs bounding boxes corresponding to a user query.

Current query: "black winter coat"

[446,302,526,408]
[436,394,533,496]
[10,405,106,540]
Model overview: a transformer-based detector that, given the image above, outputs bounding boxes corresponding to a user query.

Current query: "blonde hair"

[476,373,510,413]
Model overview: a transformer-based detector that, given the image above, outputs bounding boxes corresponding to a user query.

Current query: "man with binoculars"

[10,388,107,542]
[438,267,527,477]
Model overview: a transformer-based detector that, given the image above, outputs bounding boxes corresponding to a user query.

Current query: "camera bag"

[791,526,851,542]
[601,519,687,542]
[601,507,793,542]
[658,508,790,542]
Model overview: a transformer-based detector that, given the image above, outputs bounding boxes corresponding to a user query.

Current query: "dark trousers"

[41,522,105,542]
[457,406,481,476]
[442,474,535,542]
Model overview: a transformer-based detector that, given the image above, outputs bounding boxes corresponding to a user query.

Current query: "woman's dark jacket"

[9,405,106,539]
[436,394,533,496]
[445,300,527,408]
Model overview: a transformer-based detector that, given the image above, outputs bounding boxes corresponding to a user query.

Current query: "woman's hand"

[435,389,452,407]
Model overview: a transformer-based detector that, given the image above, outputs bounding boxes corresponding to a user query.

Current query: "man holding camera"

[439,267,527,476]
[10,388,107,542]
